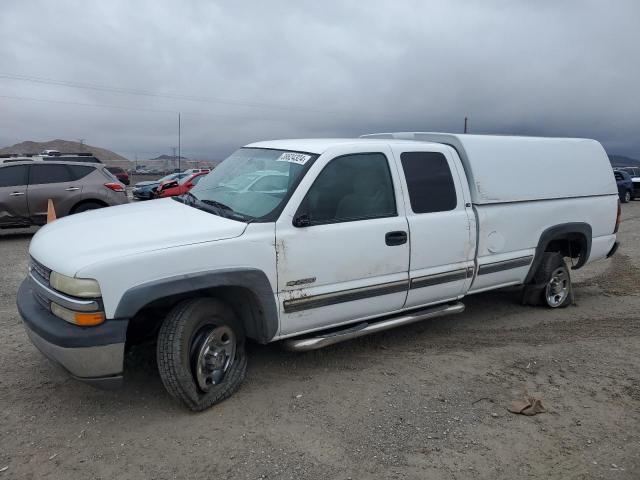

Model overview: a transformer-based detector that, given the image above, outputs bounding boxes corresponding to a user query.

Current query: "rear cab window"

[400,152,458,213]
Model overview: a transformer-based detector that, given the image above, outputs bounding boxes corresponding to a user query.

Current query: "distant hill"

[150,154,188,161]
[609,154,640,167]
[0,139,131,167]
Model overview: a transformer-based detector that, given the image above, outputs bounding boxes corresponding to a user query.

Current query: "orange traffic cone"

[46,199,57,223]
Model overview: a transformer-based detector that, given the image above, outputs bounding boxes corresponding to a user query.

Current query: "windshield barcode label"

[277,152,311,165]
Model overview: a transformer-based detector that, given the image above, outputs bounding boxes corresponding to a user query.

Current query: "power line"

[0,72,366,118]
[0,94,296,120]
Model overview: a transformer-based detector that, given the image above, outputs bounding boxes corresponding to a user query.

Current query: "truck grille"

[30,257,51,284]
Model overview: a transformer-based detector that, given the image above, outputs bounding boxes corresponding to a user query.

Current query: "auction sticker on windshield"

[276,152,312,165]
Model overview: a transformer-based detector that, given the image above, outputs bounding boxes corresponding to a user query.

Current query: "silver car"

[0,160,129,228]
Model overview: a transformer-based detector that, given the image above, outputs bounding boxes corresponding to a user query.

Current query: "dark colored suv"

[614,170,633,203]
[0,161,129,228]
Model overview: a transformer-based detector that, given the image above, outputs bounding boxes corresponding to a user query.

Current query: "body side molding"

[477,255,534,276]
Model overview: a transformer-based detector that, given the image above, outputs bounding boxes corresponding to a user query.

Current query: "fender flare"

[524,222,592,284]
[113,268,278,343]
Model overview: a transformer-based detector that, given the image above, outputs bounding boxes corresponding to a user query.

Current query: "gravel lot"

[1,202,639,479]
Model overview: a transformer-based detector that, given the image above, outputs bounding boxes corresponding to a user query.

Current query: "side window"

[304,153,396,225]
[29,164,74,185]
[0,165,28,187]
[66,165,95,180]
[400,152,457,213]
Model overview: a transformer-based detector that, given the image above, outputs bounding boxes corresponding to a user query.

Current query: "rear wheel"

[157,298,247,411]
[523,252,572,308]
[71,201,105,214]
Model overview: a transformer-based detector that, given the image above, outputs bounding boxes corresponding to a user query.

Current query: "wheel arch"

[524,222,592,284]
[115,268,278,345]
[70,198,109,213]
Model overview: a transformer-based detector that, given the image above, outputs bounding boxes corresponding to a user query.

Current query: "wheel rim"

[545,267,569,307]
[626,191,631,202]
[191,326,236,392]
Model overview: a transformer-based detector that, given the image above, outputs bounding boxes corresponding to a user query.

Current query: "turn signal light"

[74,312,106,326]
[104,182,125,192]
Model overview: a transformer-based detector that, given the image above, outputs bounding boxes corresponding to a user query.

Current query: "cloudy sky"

[1,0,639,160]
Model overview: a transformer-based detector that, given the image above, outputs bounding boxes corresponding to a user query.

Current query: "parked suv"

[614,169,633,203]
[0,152,102,165]
[618,166,640,199]
[0,160,128,228]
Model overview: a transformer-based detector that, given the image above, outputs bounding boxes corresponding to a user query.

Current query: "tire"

[526,252,572,308]
[71,201,105,214]
[157,298,247,411]
[622,190,631,203]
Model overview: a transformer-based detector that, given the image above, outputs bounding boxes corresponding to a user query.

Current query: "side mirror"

[293,214,311,228]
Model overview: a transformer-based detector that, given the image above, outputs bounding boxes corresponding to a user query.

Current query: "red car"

[157,172,208,198]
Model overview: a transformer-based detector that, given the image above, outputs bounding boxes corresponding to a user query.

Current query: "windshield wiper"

[177,194,254,222]
[200,199,234,211]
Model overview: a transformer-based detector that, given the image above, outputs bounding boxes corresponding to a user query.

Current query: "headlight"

[49,272,101,298]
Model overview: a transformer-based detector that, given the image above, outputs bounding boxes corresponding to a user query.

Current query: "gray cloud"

[1,0,639,160]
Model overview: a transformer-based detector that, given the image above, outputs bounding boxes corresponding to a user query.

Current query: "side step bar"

[283,302,465,352]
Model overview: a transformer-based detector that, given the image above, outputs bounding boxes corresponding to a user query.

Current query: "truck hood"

[29,198,248,276]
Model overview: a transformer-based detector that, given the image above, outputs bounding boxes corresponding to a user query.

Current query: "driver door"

[275,145,410,336]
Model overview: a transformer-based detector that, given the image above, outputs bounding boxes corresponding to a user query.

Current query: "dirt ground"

[1,202,639,480]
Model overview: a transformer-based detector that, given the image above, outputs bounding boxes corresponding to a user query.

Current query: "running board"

[283,302,465,352]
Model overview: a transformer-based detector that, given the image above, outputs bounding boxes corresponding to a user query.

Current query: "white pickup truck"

[18,133,620,410]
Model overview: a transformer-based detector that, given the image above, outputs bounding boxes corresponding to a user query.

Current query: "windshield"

[186,147,316,220]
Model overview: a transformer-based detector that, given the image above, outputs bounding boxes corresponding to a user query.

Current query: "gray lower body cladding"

[17,279,127,388]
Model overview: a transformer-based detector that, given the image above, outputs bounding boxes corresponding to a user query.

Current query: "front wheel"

[622,190,631,203]
[157,298,247,411]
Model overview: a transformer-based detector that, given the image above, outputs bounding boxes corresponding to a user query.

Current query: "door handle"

[385,231,408,246]
[9,192,25,196]
[65,187,80,191]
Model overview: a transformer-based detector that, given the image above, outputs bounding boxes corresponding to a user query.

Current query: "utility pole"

[464,117,468,134]
[172,147,177,172]
[178,113,181,173]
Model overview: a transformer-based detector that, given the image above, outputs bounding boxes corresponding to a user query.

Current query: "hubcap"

[192,326,236,392]
[545,267,569,307]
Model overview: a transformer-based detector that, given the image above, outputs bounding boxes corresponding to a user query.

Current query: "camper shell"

[361,132,617,204]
